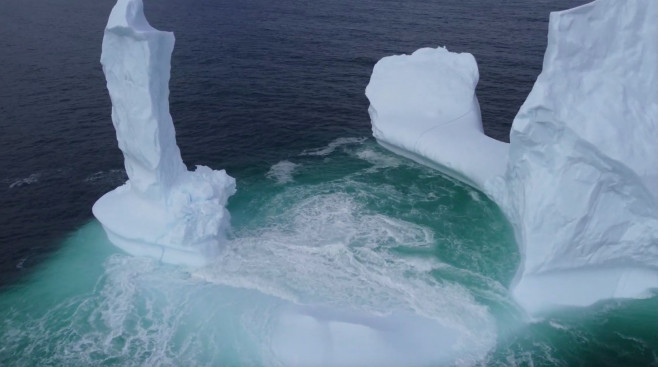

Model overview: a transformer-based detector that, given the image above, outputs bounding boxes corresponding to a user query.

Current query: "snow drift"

[366,0,658,314]
[93,0,236,266]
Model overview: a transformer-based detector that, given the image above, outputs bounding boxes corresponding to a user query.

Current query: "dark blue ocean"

[1,0,656,365]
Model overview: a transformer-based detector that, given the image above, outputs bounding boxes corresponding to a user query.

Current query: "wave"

[266,160,299,184]
[300,137,367,156]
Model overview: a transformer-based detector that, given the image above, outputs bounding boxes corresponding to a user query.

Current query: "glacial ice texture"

[93,0,236,266]
[496,0,658,313]
[366,0,657,314]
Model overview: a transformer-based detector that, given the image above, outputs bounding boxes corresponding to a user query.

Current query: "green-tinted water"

[1,139,655,366]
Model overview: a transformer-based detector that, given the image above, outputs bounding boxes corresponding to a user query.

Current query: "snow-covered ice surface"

[366,47,509,191]
[366,0,658,315]
[93,0,236,266]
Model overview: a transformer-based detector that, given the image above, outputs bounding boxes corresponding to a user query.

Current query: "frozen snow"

[93,0,235,266]
[366,0,658,314]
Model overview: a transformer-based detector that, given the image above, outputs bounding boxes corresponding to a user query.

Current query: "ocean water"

[0,0,656,365]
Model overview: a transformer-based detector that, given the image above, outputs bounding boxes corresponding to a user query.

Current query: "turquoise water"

[1,139,655,366]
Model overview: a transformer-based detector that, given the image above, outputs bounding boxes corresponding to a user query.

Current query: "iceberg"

[366,47,508,191]
[366,0,658,314]
[93,0,236,266]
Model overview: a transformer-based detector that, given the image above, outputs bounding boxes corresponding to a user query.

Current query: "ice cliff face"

[93,0,236,266]
[366,0,657,314]
[494,0,658,313]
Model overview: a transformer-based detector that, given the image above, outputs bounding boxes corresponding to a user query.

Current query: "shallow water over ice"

[2,139,655,366]
[0,140,514,366]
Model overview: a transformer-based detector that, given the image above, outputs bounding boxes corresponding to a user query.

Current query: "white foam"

[1,197,499,366]
[548,321,570,331]
[8,173,41,188]
[84,169,127,185]
[300,137,366,156]
[355,148,401,169]
[266,160,299,184]
[468,190,481,202]
[2,158,519,366]
[193,190,497,366]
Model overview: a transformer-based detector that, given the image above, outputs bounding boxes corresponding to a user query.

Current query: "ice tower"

[93,0,236,266]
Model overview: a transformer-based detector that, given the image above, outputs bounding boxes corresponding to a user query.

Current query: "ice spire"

[93,0,236,266]
[102,0,186,200]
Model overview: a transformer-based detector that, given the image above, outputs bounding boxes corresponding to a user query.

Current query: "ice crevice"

[365,0,658,315]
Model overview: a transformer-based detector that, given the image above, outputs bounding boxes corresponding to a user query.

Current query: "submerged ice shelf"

[367,0,658,315]
[91,2,500,364]
[93,0,236,266]
[6,142,523,365]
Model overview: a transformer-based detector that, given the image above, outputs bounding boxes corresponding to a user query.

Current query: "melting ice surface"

[366,0,658,315]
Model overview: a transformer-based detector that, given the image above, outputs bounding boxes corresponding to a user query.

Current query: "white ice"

[365,47,509,191]
[496,0,658,313]
[194,191,498,366]
[93,0,236,267]
[366,0,658,315]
